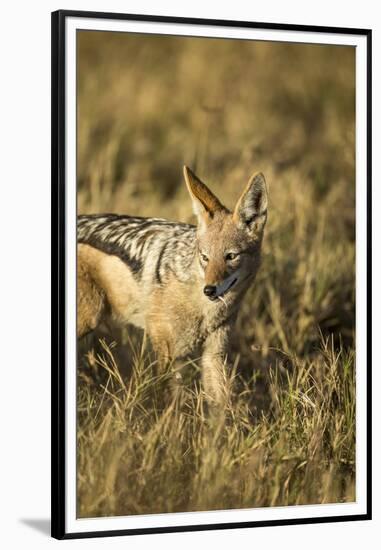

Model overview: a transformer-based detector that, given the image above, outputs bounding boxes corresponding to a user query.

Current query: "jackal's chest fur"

[147,277,232,360]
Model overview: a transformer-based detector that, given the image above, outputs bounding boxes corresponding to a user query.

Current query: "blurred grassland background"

[77,31,356,518]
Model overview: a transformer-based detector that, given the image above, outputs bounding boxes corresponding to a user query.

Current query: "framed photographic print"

[51,10,372,540]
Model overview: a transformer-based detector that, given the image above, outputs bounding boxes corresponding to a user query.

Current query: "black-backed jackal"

[78,166,268,405]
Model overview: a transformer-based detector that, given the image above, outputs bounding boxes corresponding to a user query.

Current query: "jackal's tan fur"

[77,166,268,404]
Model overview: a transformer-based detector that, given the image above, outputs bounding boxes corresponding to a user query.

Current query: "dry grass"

[77,31,356,517]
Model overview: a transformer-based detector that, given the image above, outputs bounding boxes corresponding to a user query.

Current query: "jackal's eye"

[200,252,209,263]
[225,252,239,261]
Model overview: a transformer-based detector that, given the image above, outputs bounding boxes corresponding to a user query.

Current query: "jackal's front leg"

[202,326,232,406]
[150,336,186,402]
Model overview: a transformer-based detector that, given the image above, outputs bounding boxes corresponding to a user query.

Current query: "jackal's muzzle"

[203,274,238,301]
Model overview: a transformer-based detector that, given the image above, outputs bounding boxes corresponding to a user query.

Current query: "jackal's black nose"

[204,285,217,297]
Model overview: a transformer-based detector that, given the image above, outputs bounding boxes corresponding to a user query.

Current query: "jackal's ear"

[233,173,268,234]
[183,166,226,229]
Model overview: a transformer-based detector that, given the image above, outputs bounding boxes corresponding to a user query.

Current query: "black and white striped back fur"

[78,214,197,285]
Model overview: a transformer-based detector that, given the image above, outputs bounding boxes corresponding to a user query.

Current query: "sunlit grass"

[77,335,355,517]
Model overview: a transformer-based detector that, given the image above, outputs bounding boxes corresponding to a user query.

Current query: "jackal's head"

[184,166,268,302]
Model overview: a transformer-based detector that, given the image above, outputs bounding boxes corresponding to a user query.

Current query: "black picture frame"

[51,9,372,540]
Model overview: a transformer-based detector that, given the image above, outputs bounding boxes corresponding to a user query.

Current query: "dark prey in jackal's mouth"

[77,166,268,405]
